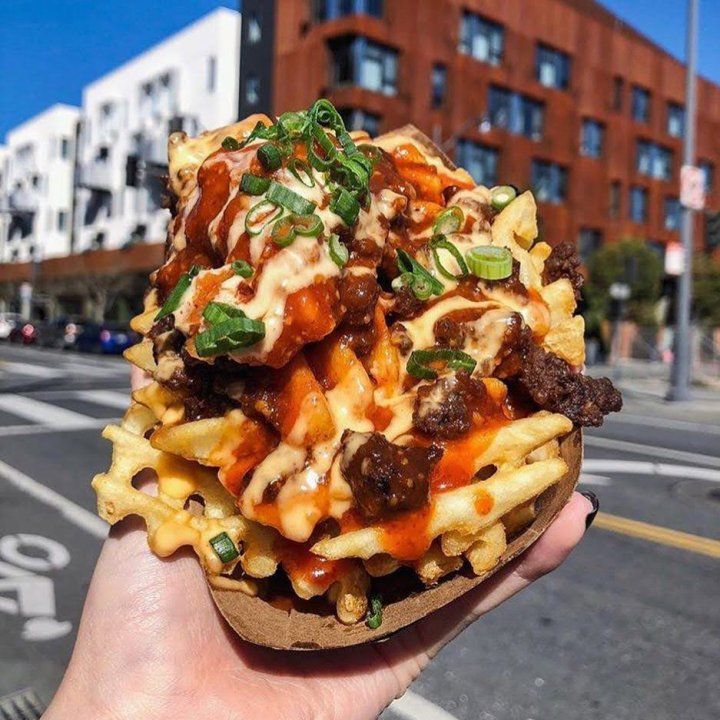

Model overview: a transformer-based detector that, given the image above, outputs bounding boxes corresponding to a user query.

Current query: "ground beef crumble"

[542,241,584,301]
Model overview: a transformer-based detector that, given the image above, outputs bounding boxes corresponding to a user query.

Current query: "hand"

[45,367,597,720]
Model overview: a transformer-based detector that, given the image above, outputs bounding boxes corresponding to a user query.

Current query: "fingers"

[131,364,152,391]
[415,491,596,656]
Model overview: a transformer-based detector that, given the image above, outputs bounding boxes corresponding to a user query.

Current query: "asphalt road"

[0,342,718,719]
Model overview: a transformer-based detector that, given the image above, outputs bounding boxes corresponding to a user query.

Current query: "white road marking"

[584,436,720,468]
[0,394,95,427]
[390,690,459,720]
[609,413,720,435]
[0,362,61,379]
[0,418,114,437]
[579,472,612,486]
[0,458,107,538]
[582,459,720,483]
[74,389,130,410]
[65,361,128,378]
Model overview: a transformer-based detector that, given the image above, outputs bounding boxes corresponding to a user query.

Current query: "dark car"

[8,320,38,345]
[35,318,83,350]
[76,322,139,354]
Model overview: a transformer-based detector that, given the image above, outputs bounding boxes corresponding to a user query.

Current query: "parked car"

[8,320,38,345]
[36,318,83,350]
[75,322,139,354]
[0,312,22,340]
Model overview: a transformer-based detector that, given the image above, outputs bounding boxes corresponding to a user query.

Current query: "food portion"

[93,100,621,626]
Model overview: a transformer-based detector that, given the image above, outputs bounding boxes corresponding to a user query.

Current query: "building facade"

[0,8,241,320]
[240,0,720,261]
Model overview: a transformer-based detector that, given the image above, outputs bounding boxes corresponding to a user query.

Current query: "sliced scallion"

[209,532,239,563]
[366,594,383,630]
[396,248,444,299]
[288,158,315,187]
[430,235,468,281]
[202,301,246,326]
[266,181,316,215]
[328,233,348,268]
[245,200,282,235]
[406,348,477,380]
[271,216,297,248]
[240,173,270,196]
[155,265,201,320]
[466,246,513,280]
[490,185,518,211]
[195,316,265,357]
[257,143,282,172]
[433,206,464,235]
[221,136,240,151]
[231,260,253,278]
[330,186,360,225]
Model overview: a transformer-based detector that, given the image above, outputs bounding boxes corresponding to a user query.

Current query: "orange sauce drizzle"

[281,541,351,594]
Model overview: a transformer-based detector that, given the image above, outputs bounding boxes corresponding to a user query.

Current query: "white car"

[0,312,22,340]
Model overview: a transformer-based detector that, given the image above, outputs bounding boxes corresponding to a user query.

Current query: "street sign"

[680,164,706,210]
[665,241,685,276]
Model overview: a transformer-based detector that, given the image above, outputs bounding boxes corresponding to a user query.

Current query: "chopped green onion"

[245,200,283,235]
[430,235,468,281]
[490,185,518,211]
[221,136,240,151]
[257,143,282,172]
[433,206,464,235]
[231,260,253,278]
[240,173,270,195]
[271,216,297,248]
[358,143,384,164]
[330,186,360,225]
[202,301,246,326]
[209,532,239,563]
[396,248,444,299]
[277,110,308,138]
[292,213,323,236]
[406,349,477,380]
[391,271,415,291]
[466,246,513,280]
[242,121,278,147]
[195,316,265,357]
[307,124,338,171]
[287,158,315,187]
[266,181,316,215]
[328,233,348,267]
[155,265,200,320]
[366,594,383,630]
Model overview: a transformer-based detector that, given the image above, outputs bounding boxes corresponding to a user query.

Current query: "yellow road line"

[594,512,720,559]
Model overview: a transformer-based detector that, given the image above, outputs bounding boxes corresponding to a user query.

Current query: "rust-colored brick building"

[239,0,720,260]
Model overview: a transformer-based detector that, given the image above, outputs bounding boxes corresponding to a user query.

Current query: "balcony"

[8,187,38,213]
[80,161,113,192]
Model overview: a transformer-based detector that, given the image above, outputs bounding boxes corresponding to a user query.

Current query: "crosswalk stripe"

[74,390,131,410]
[0,394,95,427]
[0,361,62,379]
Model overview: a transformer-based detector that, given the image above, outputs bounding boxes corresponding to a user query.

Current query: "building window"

[338,107,380,136]
[636,140,673,181]
[248,13,262,44]
[329,37,398,96]
[487,85,543,140]
[699,160,714,191]
[578,229,602,263]
[632,85,651,123]
[664,197,681,231]
[667,102,684,138]
[629,186,648,222]
[531,160,567,204]
[456,140,498,186]
[313,0,383,21]
[57,210,68,232]
[31,174,41,189]
[580,119,604,158]
[60,137,70,159]
[431,63,447,108]
[207,56,216,92]
[536,43,570,90]
[610,180,621,219]
[459,11,504,66]
[612,76,624,111]
[245,75,260,105]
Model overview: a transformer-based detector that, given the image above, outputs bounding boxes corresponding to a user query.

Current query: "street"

[1,344,718,719]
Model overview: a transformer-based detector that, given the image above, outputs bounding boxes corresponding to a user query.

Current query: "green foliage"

[583,238,663,332]
[693,254,720,326]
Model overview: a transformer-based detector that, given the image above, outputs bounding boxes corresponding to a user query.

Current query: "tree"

[693,254,720,327]
[582,238,663,334]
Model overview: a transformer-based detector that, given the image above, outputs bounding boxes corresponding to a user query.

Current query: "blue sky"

[1,1,719,140]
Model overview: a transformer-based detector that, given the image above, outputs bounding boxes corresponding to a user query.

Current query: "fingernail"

[580,490,599,529]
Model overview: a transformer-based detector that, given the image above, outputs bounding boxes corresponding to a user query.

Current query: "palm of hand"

[45,492,589,720]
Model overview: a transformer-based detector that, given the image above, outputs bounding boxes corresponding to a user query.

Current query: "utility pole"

[667,0,699,401]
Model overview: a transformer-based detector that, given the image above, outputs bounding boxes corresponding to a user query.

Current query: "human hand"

[44,368,597,720]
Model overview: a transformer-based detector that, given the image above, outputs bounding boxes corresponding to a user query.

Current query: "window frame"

[531,159,568,204]
[459,11,504,66]
[535,42,571,90]
[629,185,649,223]
[431,63,447,109]
[455,139,499,186]
[666,102,684,138]
[631,85,651,123]
[487,85,544,141]
[580,118,604,158]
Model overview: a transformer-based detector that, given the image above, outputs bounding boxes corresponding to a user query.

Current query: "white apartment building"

[76,7,241,253]
[1,104,80,262]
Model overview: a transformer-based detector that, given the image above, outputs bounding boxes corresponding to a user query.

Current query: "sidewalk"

[588,360,720,424]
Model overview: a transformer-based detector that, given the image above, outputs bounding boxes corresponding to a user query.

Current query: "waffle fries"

[92,100,620,633]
